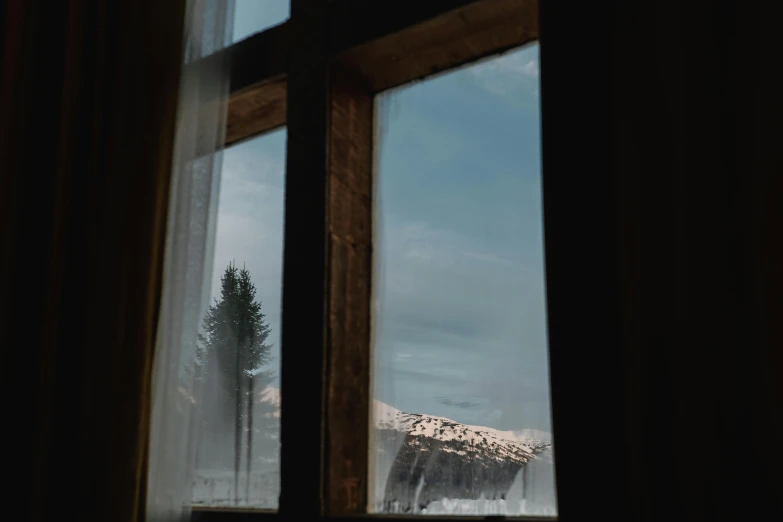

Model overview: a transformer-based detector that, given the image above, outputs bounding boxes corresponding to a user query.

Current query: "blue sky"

[232,0,289,42]
[212,2,551,433]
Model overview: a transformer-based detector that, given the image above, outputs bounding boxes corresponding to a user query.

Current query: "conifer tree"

[198,262,277,503]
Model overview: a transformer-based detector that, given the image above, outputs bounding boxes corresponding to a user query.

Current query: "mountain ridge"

[373,399,550,466]
[189,386,554,510]
[259,386,551,449]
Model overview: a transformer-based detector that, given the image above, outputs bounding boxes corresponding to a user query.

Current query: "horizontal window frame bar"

[195,0,537,147]
[191,507,555,522]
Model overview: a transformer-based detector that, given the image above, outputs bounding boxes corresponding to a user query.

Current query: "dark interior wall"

[1,1,74,512]
[541,2,783,521]
[2,1,783,520]
[1,2,187,520]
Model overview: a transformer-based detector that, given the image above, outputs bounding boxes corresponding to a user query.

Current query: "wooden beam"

[225,76,285,147]
[229,23,287,94]
[226,22,288,146]
[274,4,375,517]
[278,21,374,522]
[327,0,483,54]
[218,0,537,146]
[334,0,538,93]
[324,68,373,516]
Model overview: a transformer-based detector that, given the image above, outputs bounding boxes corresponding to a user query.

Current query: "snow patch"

[372,399,549,465]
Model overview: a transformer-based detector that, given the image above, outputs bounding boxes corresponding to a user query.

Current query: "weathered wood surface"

[325,69,373,516]
[221,0,538,146]
[335,0,539,93]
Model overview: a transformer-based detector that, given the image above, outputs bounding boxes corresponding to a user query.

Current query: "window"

[192,130,287,509]
[371,44,554,516]
[232,0,289,42]
[181,1,545,519]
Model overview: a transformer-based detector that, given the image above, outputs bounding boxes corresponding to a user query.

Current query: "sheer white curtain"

[146,1,235,521]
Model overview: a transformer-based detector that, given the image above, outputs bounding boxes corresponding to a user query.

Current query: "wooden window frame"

[190,0,542,520]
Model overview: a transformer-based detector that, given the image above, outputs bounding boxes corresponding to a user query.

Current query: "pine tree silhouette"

[197,262,277,503]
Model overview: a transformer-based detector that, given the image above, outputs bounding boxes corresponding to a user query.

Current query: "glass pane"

[371,43,556,516]
[233,0,289,43]
[192,129,286,508]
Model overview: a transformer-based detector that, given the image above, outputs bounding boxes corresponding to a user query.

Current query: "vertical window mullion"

[323,68,374,516]
[278,0,330,517]
[279,0,375,514]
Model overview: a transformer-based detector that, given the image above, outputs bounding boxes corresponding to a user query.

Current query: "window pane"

[192,129,286,508]
[370,44,556,516]
[233,0,289,42]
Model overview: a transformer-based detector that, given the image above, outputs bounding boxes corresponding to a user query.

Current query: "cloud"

[387,221,517,272]
[379,367,469,386]
[461,250,513,266]
[522,59,540,79]
[468,44,541,104]
[436,397,482,410]
[373,214,551,430]
[222,138,285,185]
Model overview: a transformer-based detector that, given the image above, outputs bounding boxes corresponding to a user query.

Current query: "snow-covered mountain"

[373,400,549,464]
[259,387,549,449]
[371,399,551,511]
[192,387,552,511]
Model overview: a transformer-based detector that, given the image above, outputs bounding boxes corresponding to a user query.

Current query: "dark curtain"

[1,1,186,520]
[541,1,783,521]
